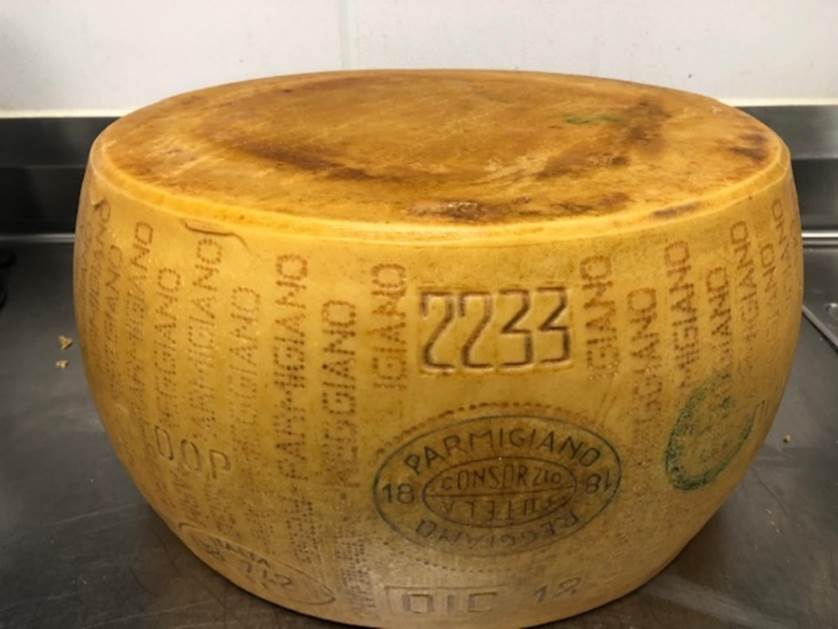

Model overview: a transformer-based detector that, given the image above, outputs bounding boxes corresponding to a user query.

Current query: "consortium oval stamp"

[374,411,621,557]
[665,372,757,491]
[179,523,335,605]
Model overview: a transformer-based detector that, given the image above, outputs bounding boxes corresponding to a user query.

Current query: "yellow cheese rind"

[94,70,786,240]
[74,71,802,628]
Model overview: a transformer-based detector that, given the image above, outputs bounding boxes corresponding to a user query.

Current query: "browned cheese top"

[94,70,787,238]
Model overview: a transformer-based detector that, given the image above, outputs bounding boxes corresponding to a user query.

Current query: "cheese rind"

[74,71,802,628]
[94,70,786,238]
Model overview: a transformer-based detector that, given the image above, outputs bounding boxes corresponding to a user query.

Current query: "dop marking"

[665,372,757,490]
[374,409,621,557]
[179,524,335,605]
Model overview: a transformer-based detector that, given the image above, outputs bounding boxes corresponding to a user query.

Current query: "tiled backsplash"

[1,0,836,113]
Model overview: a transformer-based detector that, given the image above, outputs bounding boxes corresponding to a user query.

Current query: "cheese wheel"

[74,70,802,628]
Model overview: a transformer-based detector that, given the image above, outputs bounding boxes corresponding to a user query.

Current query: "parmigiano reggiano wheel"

[74,70,802,628]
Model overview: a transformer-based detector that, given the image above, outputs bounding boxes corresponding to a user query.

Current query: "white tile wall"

[0,0,344,112]
[1,0,835,113]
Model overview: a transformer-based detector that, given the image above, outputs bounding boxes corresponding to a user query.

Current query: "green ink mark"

[665,372,756,491]
[563,113,623,125]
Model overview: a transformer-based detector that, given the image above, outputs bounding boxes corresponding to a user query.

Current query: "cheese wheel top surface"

[94,70,786,238]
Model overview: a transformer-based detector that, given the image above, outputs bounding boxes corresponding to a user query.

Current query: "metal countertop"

[0,242,836,628]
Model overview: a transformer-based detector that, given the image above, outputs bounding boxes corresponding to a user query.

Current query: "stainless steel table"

[1,242,836,628]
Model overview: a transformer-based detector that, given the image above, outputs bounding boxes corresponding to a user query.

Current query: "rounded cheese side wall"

[73,164,802,627]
